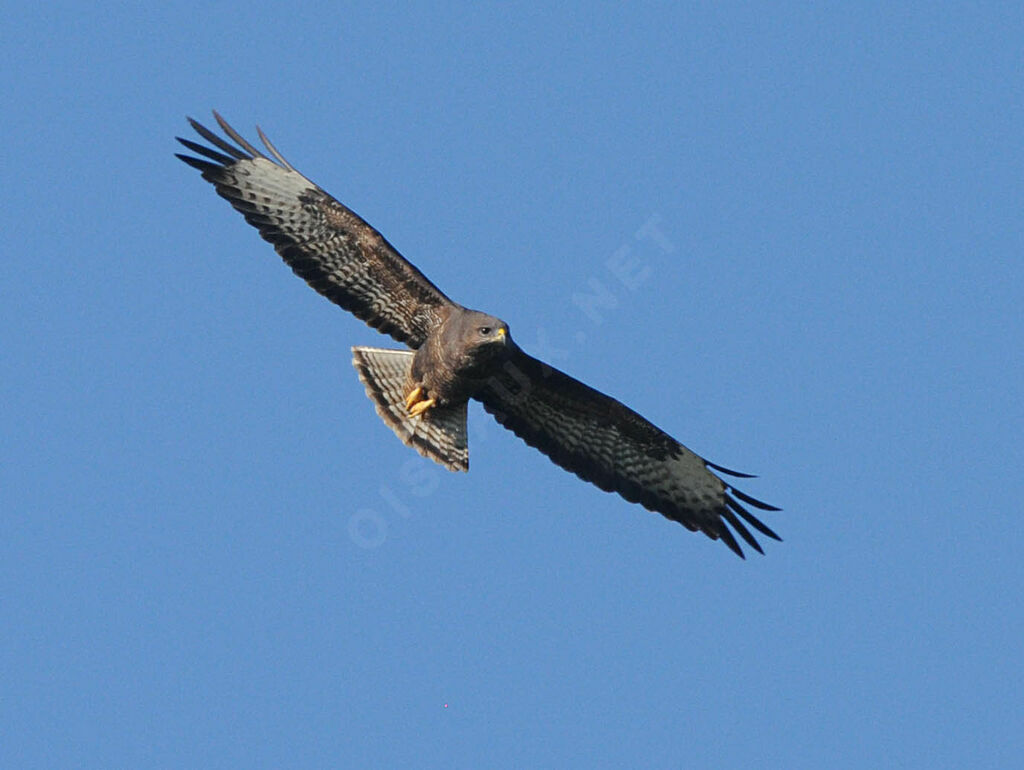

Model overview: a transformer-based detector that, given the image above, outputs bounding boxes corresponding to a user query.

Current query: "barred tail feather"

[351,346,469,472]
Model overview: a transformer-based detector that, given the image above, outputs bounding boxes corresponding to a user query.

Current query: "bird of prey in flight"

[176,112,781,557]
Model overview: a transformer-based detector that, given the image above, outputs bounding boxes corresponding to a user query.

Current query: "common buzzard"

[176,113,781,557]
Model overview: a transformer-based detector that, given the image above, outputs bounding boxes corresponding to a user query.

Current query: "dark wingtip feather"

[187,116,249,160]
[257,125,296,171]
[175,153,219,172]
[213,110,266,159]
[705,460,757,478]
[730,487,781,512]
[721,507,764,554]
[726,495,782,542]
[176,137,234,165]
[716,525,746,559]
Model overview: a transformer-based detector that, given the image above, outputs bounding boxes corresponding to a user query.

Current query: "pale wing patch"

[232,157,316,201]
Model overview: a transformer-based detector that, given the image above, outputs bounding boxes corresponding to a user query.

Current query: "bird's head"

[449,309,510,366]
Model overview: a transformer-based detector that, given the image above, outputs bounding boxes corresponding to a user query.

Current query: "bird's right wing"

[176,112,455,348]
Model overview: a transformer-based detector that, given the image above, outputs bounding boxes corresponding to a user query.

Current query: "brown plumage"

[177,112,781,557]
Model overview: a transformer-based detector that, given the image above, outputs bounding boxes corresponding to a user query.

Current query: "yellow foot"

[405,386,423,410]
[408,398,436,417]
[405,386,436,417]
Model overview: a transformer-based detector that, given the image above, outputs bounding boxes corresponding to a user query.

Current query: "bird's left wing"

[176,112,455,348]
[475,349,781,557]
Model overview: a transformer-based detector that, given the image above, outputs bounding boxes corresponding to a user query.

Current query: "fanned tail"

[351,346,469,472]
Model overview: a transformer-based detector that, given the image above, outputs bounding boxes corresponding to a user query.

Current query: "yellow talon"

[405,386,423,409]
[408,398,436,417]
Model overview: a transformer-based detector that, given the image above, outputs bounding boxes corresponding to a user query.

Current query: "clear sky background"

[2,2,1022,767]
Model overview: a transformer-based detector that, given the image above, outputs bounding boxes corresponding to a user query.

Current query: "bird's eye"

[479,326,492,335]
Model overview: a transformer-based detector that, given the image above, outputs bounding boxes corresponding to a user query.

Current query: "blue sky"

[2,2,1022,767]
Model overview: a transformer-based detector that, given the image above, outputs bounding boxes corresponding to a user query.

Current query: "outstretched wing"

[176,112,455,348]
[476,349,781,558]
